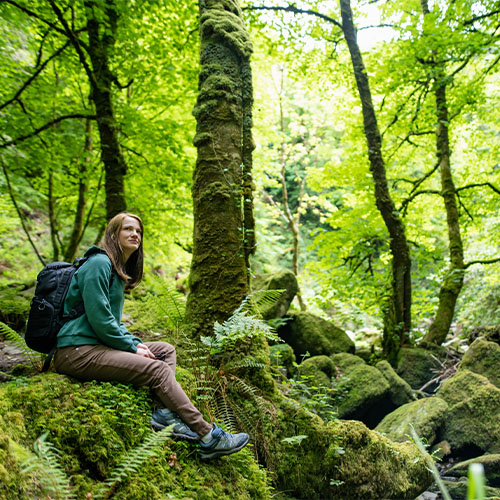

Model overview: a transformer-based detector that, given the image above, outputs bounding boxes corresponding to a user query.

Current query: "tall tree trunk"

[85,1,127,219]
[339,0,412,362]
[64,117,92,262]
[421,1,465,345]
[184,0,254,337]
[50,0,127,220]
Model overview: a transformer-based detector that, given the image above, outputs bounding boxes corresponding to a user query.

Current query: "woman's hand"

[136,343,156,358]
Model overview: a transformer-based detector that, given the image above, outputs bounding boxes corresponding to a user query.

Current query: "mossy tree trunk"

[421,1,465,346]
[339,0,412,363]
[185,0,255,337]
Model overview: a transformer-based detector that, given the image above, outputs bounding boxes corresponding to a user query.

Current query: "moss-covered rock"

[447,454,500,486]
[251,270,298,319]
[0,374,271,500]
[376,360,415,406]
[437,370,500,454]
[241,393,432,499]
[298,355,336,387]
[459,338,500,388]
[468,326,500,345]
[331,353,392,427]
[440,479,500,500]
[375,397,448,445]
[268,343,296,377]
[396,347,442,390]
[278,311,355,358]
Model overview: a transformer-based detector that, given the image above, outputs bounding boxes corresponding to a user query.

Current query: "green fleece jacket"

[57,246,141,352]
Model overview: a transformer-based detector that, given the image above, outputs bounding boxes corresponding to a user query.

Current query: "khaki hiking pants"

[54,341,212,436]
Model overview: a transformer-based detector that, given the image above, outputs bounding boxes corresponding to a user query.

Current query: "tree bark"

[85,1,127,219]
[185,0,254,337]
[421,1,465,345]
[339,0,412,362]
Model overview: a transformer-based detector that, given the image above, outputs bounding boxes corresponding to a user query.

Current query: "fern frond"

[0,321,41,367]
[214,393,237,433]
[244,289,285,317]
[22,432,76,500]
[149,276,186,328]
[232,357,267,370]
[94,425,173,500]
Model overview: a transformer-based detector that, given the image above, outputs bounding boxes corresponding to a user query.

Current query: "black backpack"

[25,258,89,363]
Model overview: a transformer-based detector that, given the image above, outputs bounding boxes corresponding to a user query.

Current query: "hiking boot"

[199,423,249,460]
[150,408,200,442]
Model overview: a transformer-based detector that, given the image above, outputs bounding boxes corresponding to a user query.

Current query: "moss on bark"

[185,0,255,337]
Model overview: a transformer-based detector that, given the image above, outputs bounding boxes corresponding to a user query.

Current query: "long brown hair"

[100,212,144,289]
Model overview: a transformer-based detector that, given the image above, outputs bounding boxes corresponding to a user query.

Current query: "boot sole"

[150,418,200,442]
[199,435,250,460]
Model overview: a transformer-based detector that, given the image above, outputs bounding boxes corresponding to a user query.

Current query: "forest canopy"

[1,0,500,347]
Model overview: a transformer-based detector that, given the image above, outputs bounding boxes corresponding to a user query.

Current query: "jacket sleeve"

[78,255,140,352]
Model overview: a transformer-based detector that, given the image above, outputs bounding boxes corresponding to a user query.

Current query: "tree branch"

[463,9,500,26]
[0,41,71,111]
[456,182,500,196]
[2,0,68,36]
[0,114,97,148]
[48,0,94,84]
[465,257,500,268]
[244,4,342,29]
[399,189,441,214]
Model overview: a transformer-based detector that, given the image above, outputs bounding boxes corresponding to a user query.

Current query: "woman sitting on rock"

[54,212,248,460]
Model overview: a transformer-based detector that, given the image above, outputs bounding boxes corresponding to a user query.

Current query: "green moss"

[376,360,415,406]
[0,374,271,500]
[438,370,500,453]
[459,338,500,388]
[331,353,391,426]
[447,454,500,486]
[375,397,449,445]
[396,347,442,390]
[278,311,355,358]
[298,355,335,387]
[269,343,296,377]
[200,9,252,58]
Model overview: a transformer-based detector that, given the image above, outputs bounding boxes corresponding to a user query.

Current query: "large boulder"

[396,347,442,391]
[376,360,415,406]
[375,397,448,445]
[437,370,500,454]
[447,454,500,486]
[459,338,500,388]
[251,270,298,319]
[251,396,433,500]
[331,353,393,427]
[278,311,355,358]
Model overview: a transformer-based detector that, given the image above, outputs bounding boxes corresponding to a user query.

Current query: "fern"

[94,425,174,500]
[243,289,285,317]
[22,432,76,500]
[148,275,186,329]
[0,321,41,368]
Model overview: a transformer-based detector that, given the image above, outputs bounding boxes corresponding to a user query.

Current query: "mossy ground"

[0,373,271,500]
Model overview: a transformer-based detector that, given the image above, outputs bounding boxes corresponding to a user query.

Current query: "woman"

[54,212,248,460]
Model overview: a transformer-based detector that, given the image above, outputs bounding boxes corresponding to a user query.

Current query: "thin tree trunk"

[85,1,127,220]
[339,0,412,362]
[185,0,254,337]
[48,168,60,261]
[421,1,465,345]
[64,117,92,262]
